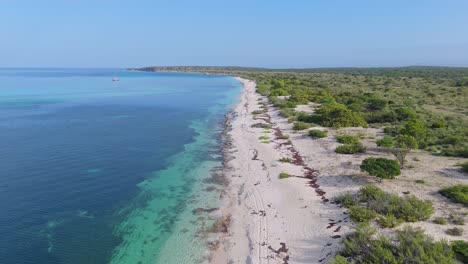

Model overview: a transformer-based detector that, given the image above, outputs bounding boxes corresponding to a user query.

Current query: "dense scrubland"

[138,66,468,263]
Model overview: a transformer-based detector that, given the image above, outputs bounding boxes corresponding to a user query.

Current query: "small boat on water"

[112,76,120,82]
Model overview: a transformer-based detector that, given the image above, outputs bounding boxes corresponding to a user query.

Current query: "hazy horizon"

[1,0,468,68]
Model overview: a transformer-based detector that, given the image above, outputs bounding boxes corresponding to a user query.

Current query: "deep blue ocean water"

[0,69,240,264]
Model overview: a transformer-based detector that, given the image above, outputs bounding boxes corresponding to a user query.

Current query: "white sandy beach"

[210,77,468,264]
[211,78,348,264]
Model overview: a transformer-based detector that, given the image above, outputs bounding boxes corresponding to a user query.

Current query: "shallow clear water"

[0,69,240,264]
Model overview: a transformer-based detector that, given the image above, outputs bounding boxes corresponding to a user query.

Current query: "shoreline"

[210,77,346,264]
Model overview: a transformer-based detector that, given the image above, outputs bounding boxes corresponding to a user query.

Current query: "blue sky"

[1,0,467,68]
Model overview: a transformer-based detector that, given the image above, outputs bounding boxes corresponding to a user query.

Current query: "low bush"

[439,184,468,206]
[334,192,359,208]
[415,179,426,184]
[258,136,269,140]
[452,240,468,263]
[292,122,311,131]
[279,157,292,163]
[308,129,327,138]
[333,225,454,263]
[446,227,464,236]
[335,185,433,224]
[335,134,360,144]
[376,135,395,148]
[335,142,366,154]
[360,158,401,179]
[279,134,290,139]
[349,206,377,223]
[252,110,264,115]
[279,172,290,179]
[433,217,448,225]
[377,214,403,228]
[316,102,368,128]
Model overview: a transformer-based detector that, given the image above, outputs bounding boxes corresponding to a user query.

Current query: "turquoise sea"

[0,69,241,264]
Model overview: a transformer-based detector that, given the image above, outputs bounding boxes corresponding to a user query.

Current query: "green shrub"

[258,136,269,140]
[336,185,433,223]
[395,107,418,120]
[360,158,401,179]
[349,206,377,223]
[461,161,468,173]
[308,129,327,138]
[329,255,347,264]
[439,184,468,206]
[279,157,292,163]
[292,122,311,131]
[433,217,448,225]
[376,135,395,148]
[452,240,468,263]
[401,119,428,148]
[335,142,366,154]
[367,97,388,110]
[377,214,403,228]
[336,226,454,263]
[279,134,290,139]
[359,184,384,201]
[316,102,368,128]
[446,227,464,236]
[367,194,433,222]
[279,172,290,179]
[334,192,359,208]
[335,134,360,144]
[252,110,264,115]
[415,179,425,184]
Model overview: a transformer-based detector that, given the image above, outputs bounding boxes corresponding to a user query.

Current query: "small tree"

[391,135,418,168]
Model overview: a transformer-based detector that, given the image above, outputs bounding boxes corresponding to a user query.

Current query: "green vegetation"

[219,67,467,158]
[377,214,403,228]
[376,135,395,147]
[279,157,292,163]
[433,217,448,225]
[142,66,468,158]
[335,184,433,225]
[252,110,264,115]
[349,206,377,223]
[331,225,454,264]
[258,136,269,140]
[439,184,468,206]
[279,172,290,179]
[336,134,360,144]
[415,179,426,184]
[335,134,366,154]
[452,240,468,263]
[279,134,290,139]
[315,102,368,128]
[360,158,401,179]
[335,143,366,154]
[292,121,311,130]
[308,129,327,138]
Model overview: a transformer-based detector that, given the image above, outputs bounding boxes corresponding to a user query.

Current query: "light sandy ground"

[211,78,467,264]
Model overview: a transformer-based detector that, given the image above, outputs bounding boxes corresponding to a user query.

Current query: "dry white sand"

[211,77,467,264]
[211,78,347,264]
